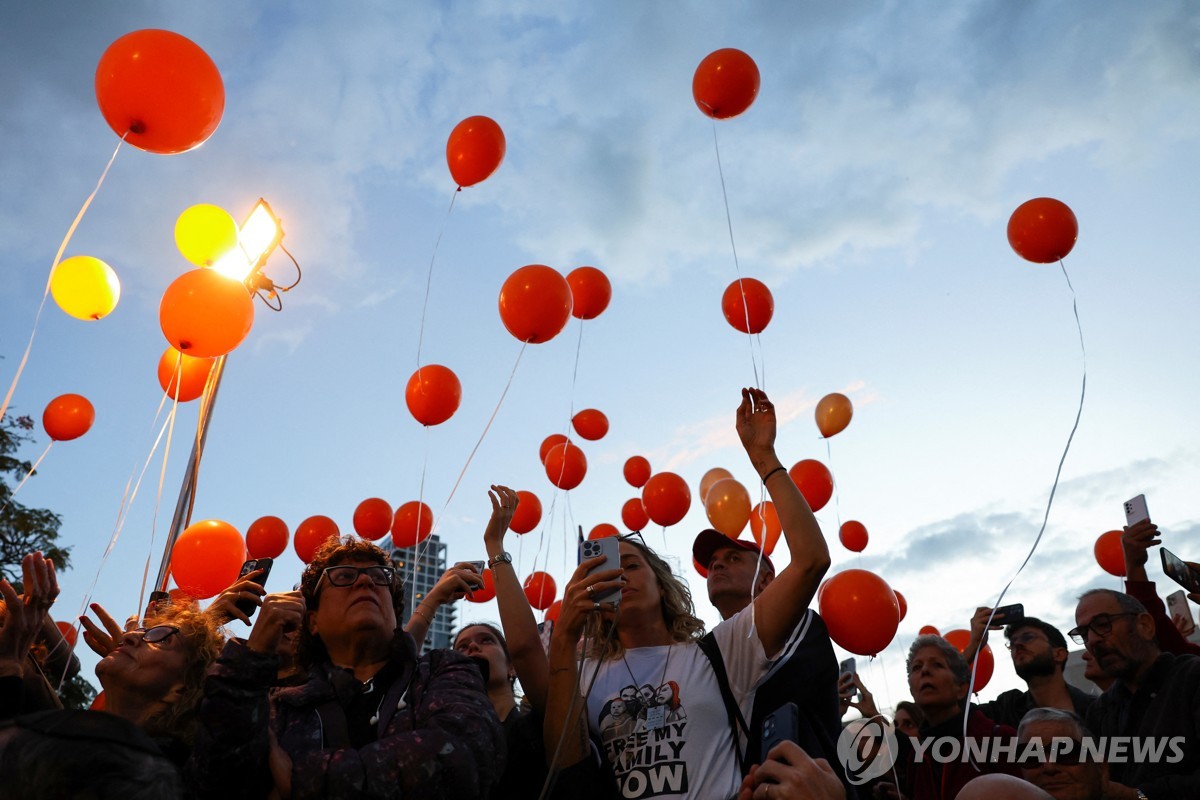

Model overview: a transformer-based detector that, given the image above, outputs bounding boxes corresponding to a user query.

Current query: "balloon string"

[0,136,125,423]
[138,395,180,621]
[962,259,1087,738]
[826,438,843,539]
[431,341,527,537]
[414,188,459,371]
[709,120,762,390]
[0,442,52,515]
[411,425,431,615]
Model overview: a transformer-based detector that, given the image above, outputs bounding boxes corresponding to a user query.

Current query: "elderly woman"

[544,388,831,800]
[194,536,503,800]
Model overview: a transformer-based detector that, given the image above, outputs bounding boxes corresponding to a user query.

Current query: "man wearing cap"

[693,528,854,797]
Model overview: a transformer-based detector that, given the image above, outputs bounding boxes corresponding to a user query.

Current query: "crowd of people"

[0,387,1197,799]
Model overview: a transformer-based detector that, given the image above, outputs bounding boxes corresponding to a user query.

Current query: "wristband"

[414,605,436,623]
[761,466,787,483]
[488,552,513,569]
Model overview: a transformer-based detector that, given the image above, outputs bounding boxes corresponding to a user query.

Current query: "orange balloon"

[545,600,563,623]
[405,365,462,426]
[55,621,78,649]
[704,478,751,537]
[721,278,774,334]
[446,116,506,188]
[392,501,434,548]
[622,498,649,531]
[94,29,224,154]
[1094,530,1126,577]
[572,408,609,441]
[353,498,394,541]
[160,269,254,358]
[1007,198,1078,264]
[466,569,497,603]
[294,515,340,563]
[523,571,557,611]
[789,459,833,512]
[624,456,651,488]
[566,266,611,320]
[816,578,830,604]
[170,519,246,600]
[919,625,941,637]
[840,521,869,553]
[43,393,95,441]
[589,523,620,540]
[539,434,569,464]
[157,346,215,403]
[895,590,908,622]
[510,490,543,534]
[749,501,781,555]
[815,392,853,438]
[818,569,900,656]
[642,472,691,527]
[545,442,587,491]
[692,48,760,119]
[90,691,107,711]
[498,265,573,344]
[246,516,289,559]
[699,467,735,503]
[944,629,994,693]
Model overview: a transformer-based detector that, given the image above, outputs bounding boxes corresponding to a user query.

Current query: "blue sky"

[3,1,1199,707]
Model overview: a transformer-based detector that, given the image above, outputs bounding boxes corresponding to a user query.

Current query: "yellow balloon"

[175,204,239,267]
[50,255,121,321]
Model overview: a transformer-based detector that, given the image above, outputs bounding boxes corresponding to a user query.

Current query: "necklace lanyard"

[619,642,673,709]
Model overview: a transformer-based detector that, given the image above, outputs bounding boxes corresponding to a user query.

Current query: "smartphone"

[145,590,171,620]
[1124,494,1150,526]
[579,537,621,604]
[762,702,800,757]
[1166,590,1196,635]
[839,657,859,701]
[465,560,486,573]
[994,603,1025,626]
[1161,549,1200,594]
[235,558,274,618]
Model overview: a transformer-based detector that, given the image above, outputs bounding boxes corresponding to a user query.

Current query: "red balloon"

[919,625,941,637]
[895,590,908,622]
[539,434,569,464]
[466,569,496,603]
[405,365,461,426]
[692,48,760,119]
[170,519,246,600]
[509,491,543,534]
[160,269,254,358]
[523,571,557,611]
[498,265,573,344]
[294,515,340,563]
[55,621,78,649]
[694,558,709,578]
[589,523,620,540]
[392,501,434,548]
[721,278,774,334]
[94,29,224,154]
[641,472,692,527]
[545,600,563,623]
[91,691,106,711]
[572,408,609,440]
[623,456,651,488]
[816,578,830,604]
[43,393,95,442]
[446,116,506,188]
[1094,530,1126,577]
[749,501,782,556]
[353,498,394,541]
[1007,198,1078,263]
[566,266,612,320]
[157,346,215,403]
[622,498,649,531]
[818,569,900,656]
[789,459,833,512]
[943,629,994,693]
[246,516,289,559]
[545,442,587,491]
[840,520,869,553]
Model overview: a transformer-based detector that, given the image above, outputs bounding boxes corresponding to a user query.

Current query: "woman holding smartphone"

[543,388,832,800]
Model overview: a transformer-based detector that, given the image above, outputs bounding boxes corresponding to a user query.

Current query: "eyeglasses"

[1005,631,1048,650]
[131,625,181,645]
[320,565,396,588]
[618,531,646,548]
[1067,613,1137,645]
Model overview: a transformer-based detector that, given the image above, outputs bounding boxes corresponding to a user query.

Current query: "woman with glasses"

[543,388,833,800]
[192,535,503,800]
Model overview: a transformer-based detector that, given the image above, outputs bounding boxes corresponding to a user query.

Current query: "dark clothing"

[192,633,504,800]
[1085,651,1200,797]
[747,611,857,797]
[975,682,1095,729]
[1126,579,1200,658]
[0,655,66,719]
[493,705,545,800]
[901,704,1019,800]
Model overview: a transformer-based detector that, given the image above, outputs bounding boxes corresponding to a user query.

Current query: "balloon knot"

[128,121,146,135]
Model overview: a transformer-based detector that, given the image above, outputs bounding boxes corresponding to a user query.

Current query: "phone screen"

[1161,548,1200,594]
